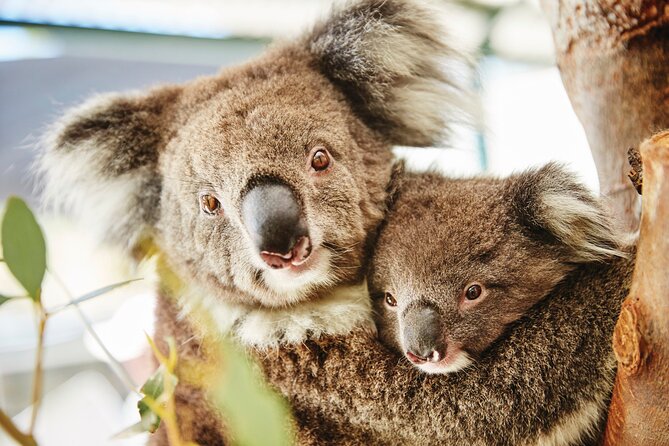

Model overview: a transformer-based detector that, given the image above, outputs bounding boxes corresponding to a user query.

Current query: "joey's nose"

[241,180,310,269]
[403,304,445,364]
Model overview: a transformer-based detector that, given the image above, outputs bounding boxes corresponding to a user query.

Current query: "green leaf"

[138,366,164,433]
[49,279,142,313]
[137,365,177,434]
[0,294,28,307]
[137,396,161,433]
[110,421,146,439]
[1,197,46,302]
[141,365,166,401]
[214,340,294,446]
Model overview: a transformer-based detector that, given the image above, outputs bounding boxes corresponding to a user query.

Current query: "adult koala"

[38,0,466,443]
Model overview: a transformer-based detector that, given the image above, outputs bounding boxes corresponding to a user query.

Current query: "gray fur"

[307,0,467,146]
[36,0,465,310]
[257,165,634,445]
[35,1,473,444]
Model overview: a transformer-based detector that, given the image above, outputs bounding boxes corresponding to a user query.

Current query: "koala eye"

[200,193,221,216]
[310,147,331,172]
[384,292,397,308]
[465,284,483,300]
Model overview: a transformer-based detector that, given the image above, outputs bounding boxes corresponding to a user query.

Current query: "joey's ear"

[507,163,625,263]
[305,0,466,146]
[37,85,182,250]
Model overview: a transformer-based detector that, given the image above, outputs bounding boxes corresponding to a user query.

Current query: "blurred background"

[0,0,596,444]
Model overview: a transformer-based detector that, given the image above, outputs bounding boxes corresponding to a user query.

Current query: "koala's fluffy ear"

[305,0,465,147]
[37,85,181,250]
[508,163,625,263]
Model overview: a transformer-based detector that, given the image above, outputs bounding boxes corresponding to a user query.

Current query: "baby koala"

[371,162,633,375]
[261,163,635,445]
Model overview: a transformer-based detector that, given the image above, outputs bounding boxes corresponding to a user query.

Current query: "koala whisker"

[180,335,197,347]
[322,240,358,253]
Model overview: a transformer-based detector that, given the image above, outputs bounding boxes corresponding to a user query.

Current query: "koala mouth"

[411,347,473,375]
[260,236,313,270]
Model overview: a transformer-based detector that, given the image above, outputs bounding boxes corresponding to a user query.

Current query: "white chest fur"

[178,282,375,349]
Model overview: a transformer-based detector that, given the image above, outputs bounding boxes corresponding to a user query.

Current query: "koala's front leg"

[255,328,608,446]
[255,330,411,445]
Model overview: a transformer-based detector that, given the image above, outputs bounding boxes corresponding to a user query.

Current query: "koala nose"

[403,304,445,364]
[241,180,311,269]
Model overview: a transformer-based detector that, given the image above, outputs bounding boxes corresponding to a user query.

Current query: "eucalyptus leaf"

[110,421,146,439]
[49,279,141,313]
[141,366,166,400]
[137,397,161,434]
[1,197,46,302]
[0,294,27,306]
[137,365,178,434]
[138,366,165,433]
[215,340,294,446]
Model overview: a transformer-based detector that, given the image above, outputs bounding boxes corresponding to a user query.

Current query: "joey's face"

[370,174,570,374]
[159,64,392,307]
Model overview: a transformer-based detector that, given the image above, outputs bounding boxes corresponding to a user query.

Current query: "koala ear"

[305,0,466,147]
[37,85,181,250]
[508,163,625,263]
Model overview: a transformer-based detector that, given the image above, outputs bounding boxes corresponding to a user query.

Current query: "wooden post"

[539,1,669,231]
[604,131,669,445]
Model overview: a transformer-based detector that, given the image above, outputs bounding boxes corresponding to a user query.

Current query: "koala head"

[370,163,624,374]
[38,0,464,308]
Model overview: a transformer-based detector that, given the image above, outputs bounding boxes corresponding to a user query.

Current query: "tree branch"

[28,304,47,434]
[604,131,669,445]
[0,408,37,446]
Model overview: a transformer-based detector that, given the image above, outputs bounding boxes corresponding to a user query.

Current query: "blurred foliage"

[143,248,296,445]
[0,197,295,445]
[0,198,137,445]
[214,340,294,446]
[138,363,171,434]
[1,196,46,302]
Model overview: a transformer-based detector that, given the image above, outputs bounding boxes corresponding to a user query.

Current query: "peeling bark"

[540,3,669,442]
[540,0,669,231]
[604,131,669,445]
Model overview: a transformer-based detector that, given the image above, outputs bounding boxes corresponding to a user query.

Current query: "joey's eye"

[200,194,221,216]
[311,147,331,171]
[465,284,482,300]
[384,292,397,307]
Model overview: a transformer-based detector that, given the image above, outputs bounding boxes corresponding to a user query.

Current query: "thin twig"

[0,408,37,446]
[28,303,47,435]
[48,270,138,392]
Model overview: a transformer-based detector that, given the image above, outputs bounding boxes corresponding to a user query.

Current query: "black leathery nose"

[403,304,445,362]
[241,181,309,256]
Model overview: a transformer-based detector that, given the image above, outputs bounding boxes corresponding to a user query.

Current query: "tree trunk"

[540,1,669,232]
[540,2,669,443]
[603,131,669,445]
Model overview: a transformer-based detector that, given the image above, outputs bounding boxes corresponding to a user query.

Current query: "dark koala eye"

[384,292,397,308]
[465,284,482,300]
[311,147,331,171]
[200,193,221,216]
